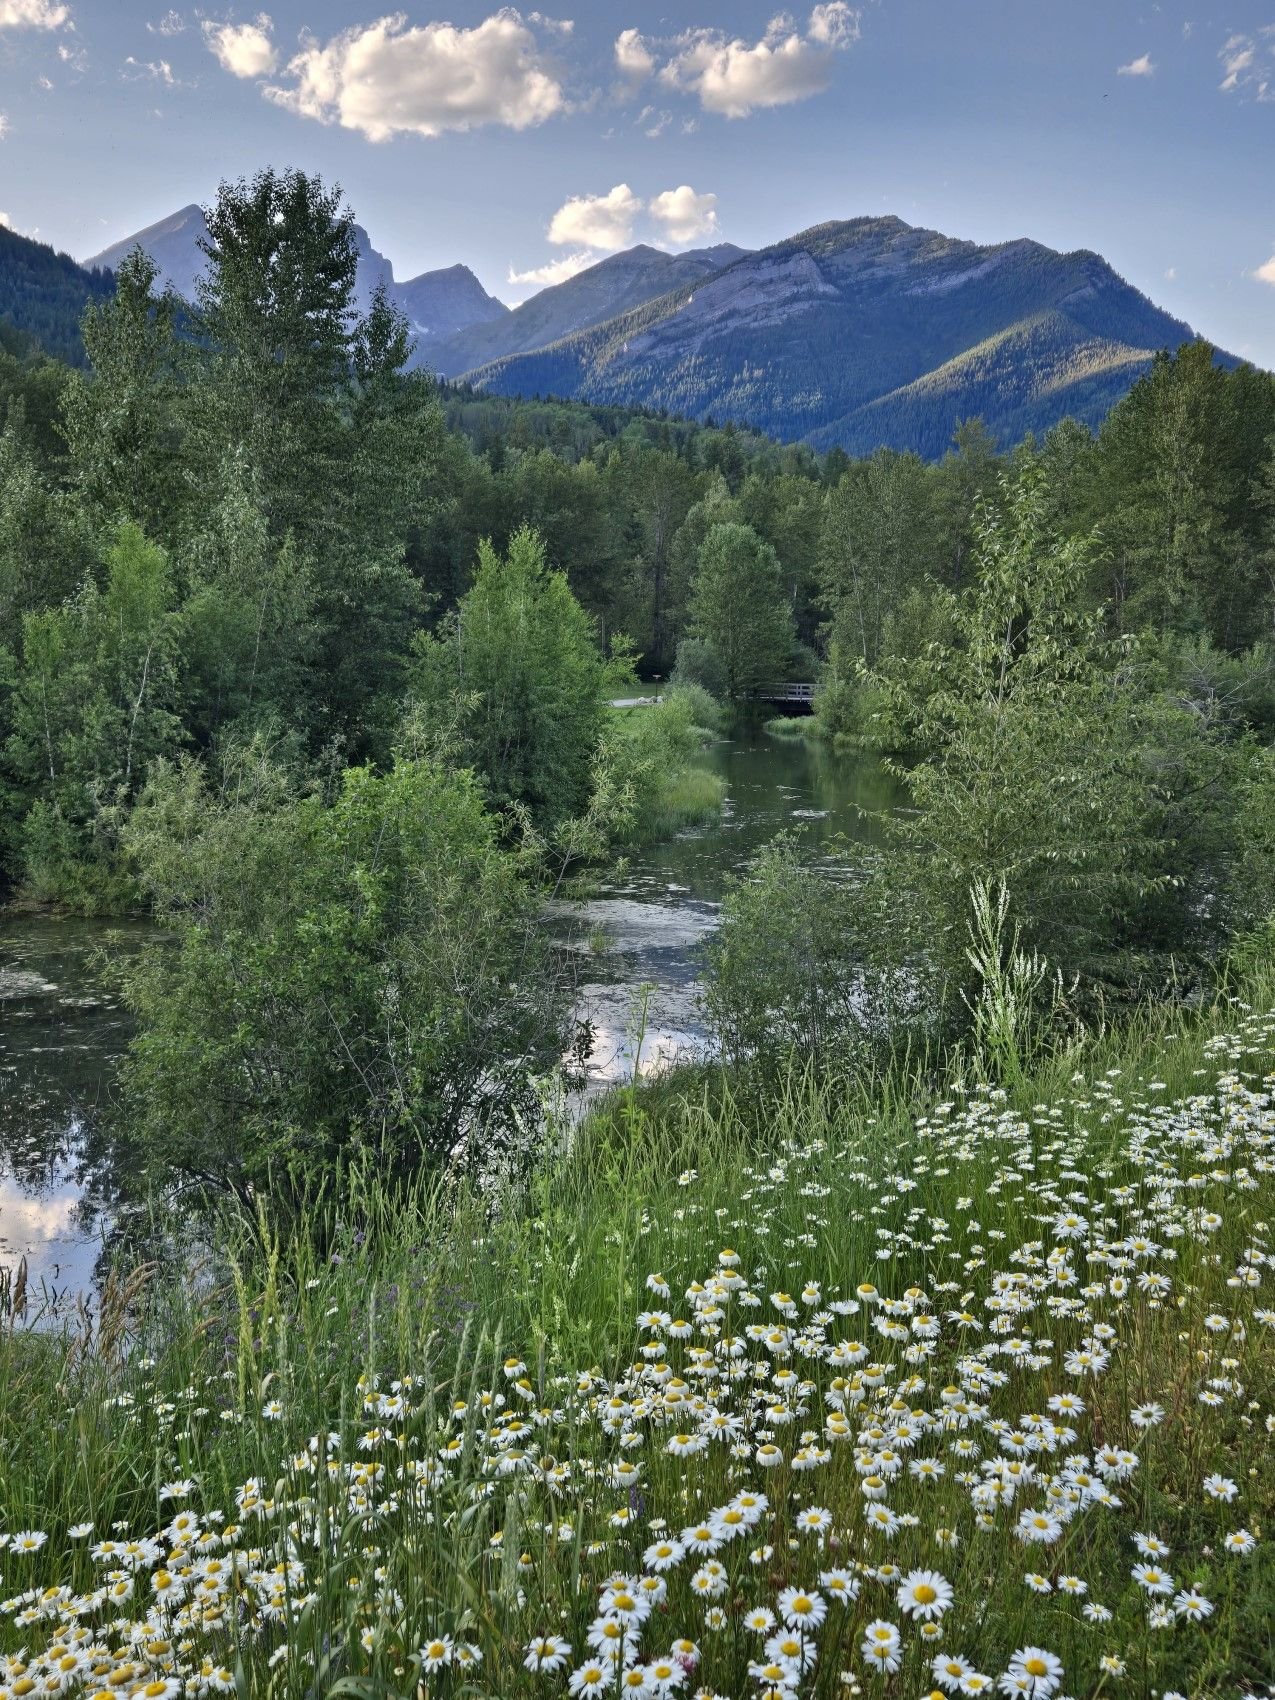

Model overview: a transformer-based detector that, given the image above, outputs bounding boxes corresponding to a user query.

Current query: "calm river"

[554,722,897,1085]
[0,726,896,1306]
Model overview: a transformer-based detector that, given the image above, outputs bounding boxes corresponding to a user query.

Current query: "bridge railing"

[754,681,816,702]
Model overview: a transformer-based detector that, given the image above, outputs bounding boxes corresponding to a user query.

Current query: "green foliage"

[411,526,608,827]
[0,420,96,635]
[190,168,361,546]
[871,463,1233,1013]
[61,249,190,538]
[958,876,1077,1089]
[6,524,184,909]
[1229,745,1275,936]
[670,635,727,698]
[661,680,723,734]
[688,521,795,698]
[704,831,919,1073]
[0,324,73,463]
[762,714,815,739]
[818,446,937,669]
[177,469,318,747]
[1089,343,1275,649]
[601,687,726,842]
[116,743,569,1196]
[185,173,444,749]
[0,222,114,366]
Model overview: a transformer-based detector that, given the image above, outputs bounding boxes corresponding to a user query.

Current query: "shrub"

[116,743,571,1198]
[670,635,727,699]
[410,526,607,828]
[602,687,726,843]
[704,832,925,1074]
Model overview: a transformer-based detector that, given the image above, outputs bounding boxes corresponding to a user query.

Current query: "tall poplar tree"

[689,521,794,698]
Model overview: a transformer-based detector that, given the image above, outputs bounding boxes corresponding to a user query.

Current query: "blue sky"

[1,0,1273,366]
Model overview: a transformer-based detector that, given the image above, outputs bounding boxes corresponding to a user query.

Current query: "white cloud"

[807,2,858,47]
[1255,253,1275,286]
[262,10,565,141]
[1218,30,1273,100]
[0,113,8,138]
[0,0,70,28]
[655,5,861,118]
[513,179,723,287]
[1117,53,1154,77]
[547,183,642,251]
[0,210,10,227]
[508,251,594,288]
[204,13,277,78]
[638,104,672,136]
[614,26,654,77]
[147,9,185,35]
[649,184,718,244]
[125,55,175,83]
[1219,33,1254,89]
[1164,266,1176,281]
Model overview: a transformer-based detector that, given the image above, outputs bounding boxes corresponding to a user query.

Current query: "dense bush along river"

[0,726,897,1308]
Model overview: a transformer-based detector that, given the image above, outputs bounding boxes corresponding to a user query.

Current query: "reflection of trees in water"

[0,919,153,1293]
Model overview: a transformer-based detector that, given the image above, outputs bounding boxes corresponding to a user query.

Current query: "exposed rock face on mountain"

[423,243,751,376]
[460,217,1221,456]
[86,204,210,305]
[396,263,509,343]
[86,207,508,347]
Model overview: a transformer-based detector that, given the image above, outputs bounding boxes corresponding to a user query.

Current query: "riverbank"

[2,975,1273,1695]
[0,732,899,1294]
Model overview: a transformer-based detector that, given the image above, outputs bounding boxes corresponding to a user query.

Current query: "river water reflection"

[0,726,898,1302]
[0,917,148,1307]
[553,722,899,1091]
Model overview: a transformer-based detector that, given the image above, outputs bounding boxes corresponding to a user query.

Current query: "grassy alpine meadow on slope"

[1,990,1274,1700]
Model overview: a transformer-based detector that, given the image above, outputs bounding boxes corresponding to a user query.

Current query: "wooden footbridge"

[609,682,817,711]
[753,681,816,710]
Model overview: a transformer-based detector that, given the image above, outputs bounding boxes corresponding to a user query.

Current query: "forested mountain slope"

[0,224,114,366]
[424,243,751,377]
[464,216,1228,455]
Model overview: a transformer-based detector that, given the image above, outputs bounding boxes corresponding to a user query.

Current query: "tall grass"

[2,978,1274,1696]
[763,715,818,741]
[632,763,728,840]
[605,689,728,843]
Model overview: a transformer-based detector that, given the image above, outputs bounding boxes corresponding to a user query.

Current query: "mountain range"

[1,204,1241,457]
[425,243,751,377]
[85,204,509,349]
[455,218,1220,458]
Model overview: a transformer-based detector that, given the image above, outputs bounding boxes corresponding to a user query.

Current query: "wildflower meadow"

[2,995,1273,1699]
